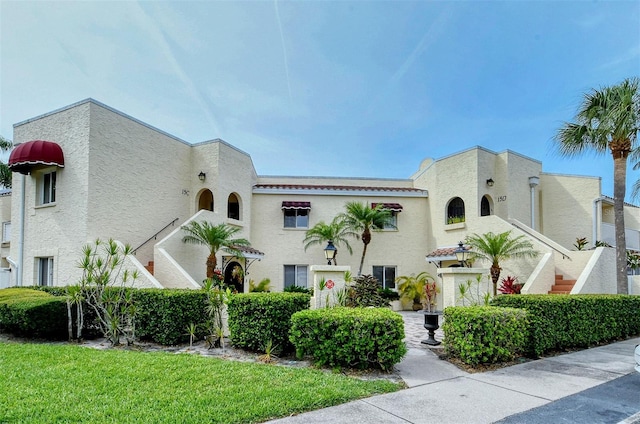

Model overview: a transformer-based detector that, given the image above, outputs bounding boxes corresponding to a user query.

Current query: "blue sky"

[1,1,638,198]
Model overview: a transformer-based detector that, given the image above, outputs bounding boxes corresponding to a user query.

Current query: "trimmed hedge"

[227,292,310,353]
[491,294,640,357]
[133,289,208,345]
[442,306,528,366]
[0,288,67,339]
[289,307,407,371]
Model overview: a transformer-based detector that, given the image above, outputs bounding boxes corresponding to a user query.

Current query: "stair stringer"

[521,252,555,294]
[572,247,616,294]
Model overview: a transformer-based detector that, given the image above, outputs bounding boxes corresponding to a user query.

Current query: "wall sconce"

[486,178,494,187]
[198,171,206,182]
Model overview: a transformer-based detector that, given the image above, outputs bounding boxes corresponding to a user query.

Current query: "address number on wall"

[497,196,507,202]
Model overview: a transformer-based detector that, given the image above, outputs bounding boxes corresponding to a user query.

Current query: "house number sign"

[497,196,507,202]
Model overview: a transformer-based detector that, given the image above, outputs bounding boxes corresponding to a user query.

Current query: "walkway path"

[267,311,640,424]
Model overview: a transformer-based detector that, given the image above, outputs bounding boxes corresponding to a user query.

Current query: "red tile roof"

[254,183,425,193]
[425,245,469,259]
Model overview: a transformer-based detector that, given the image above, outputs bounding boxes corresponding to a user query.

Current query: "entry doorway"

[198,189,214,211]
[224,261,244,293]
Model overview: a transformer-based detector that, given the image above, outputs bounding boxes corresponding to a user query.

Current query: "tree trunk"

[490,264,501,296]
[358,241,369,276]
[206,253,217,279]
[612,152,629,294]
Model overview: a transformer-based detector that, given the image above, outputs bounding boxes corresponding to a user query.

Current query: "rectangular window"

[2,221,10,243]
[373,265,396,290]
[37,257,54,286]
[383,212,398,230]
[39,171,56,205]
[284,265,308,288]
[283,209,309,228]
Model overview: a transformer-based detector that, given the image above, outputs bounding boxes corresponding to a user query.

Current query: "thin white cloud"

[130,1,222,136]
[274,0,293,104]
[599,45,640,70]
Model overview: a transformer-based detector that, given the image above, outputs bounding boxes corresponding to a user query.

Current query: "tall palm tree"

[181,221,250,278]
[0,135,13,189]
[465,231,538,296]
[555,77,639,294]
[339,201,395,276]
[303,216,357,265]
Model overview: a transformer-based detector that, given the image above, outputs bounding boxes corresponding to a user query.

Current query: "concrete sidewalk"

[267,312,640,424]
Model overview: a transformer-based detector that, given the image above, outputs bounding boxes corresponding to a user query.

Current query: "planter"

[390,300,402,311]
[419,310,442,346]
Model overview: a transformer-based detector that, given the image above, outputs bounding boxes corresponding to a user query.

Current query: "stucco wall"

[249,187,430,291]
[12,102,92,286]
[87,103,192,266]
[540,173,600,250]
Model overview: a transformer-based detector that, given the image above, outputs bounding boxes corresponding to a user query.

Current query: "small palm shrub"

[346,275,388,308]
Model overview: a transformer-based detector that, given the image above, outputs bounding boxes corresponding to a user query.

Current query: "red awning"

[372,202,403,212]
[281,201,311,210]
[8,140,65,175]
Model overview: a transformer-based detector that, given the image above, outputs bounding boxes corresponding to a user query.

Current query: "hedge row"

[442,306,528,366]
[133,289,208,345]
[0,288,67,339]
[227,292,311,353]
[491,294,640,356]
[289,307,407,371]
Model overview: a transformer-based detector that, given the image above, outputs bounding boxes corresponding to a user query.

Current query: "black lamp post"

[454,241,468,267]
[324,240,337,265]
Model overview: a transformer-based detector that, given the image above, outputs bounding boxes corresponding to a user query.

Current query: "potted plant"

[396,272,435,311]
[421,280,441,346]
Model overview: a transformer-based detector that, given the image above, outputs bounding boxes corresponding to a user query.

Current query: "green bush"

[442,306,528,366]
[491,294,640,356]
[0,288,67,339]
[133,289,208,345]
[227,292,310,353]
[289,307,407,371]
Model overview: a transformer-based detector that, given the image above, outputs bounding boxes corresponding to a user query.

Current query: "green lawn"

[0,342,401,423]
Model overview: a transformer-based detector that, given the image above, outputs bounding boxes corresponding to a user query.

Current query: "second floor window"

[39,171,56,205]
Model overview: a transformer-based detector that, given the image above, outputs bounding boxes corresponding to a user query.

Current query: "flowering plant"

[497,275,522,294]
[424,281,439,312]
[326,280,335,289]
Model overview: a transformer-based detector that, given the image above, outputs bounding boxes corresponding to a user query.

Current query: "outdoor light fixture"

[324,240,337,265]
[198,171,206,182]
[454,241,468,267]
[486,178,494,187]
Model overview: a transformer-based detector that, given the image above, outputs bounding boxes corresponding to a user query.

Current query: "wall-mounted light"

[198,171,206,182]
[486,178,494,187]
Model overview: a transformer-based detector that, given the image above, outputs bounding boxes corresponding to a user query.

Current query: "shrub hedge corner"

[289,307,407,371]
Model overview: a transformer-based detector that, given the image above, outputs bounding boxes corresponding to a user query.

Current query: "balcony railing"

[601,223,640,250]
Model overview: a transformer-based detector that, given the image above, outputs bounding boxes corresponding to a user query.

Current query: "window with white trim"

[38,171,56,205]
[284,209,309,228]
[284,265,308,288]
[37,257,54,286]
[373,265,396,290]
[2,221,10,243]
[372,203,401,230]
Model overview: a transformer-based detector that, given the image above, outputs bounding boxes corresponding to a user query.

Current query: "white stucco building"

[2,98,638,297]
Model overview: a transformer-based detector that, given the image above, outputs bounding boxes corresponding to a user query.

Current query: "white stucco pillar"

[309,265,350,309]
[437,267,491,308]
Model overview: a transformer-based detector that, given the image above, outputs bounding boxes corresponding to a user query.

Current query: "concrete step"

[145,261,154,275]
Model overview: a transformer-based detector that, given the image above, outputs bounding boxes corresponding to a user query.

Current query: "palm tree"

[339,202,395,275]
[555,77,639,294]
[396,272,435,310]
[0,135,13,189]
[465,231,538,296]
[303,216,357,265]
[181,221,251,278]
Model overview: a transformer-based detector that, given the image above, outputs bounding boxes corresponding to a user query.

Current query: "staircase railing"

[509,219,572,260]
[132,218,180,255]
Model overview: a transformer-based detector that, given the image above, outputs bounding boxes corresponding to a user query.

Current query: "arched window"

[228,193,240,220]
[446,197,465,224]
[198,189,214,211]
[481,195,492,217]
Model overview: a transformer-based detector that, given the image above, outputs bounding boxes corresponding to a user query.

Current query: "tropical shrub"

[283,285,312,294]
[290,307,406,371]
[443,306,528,366]
[227,292,310,353]
[497,276,523,294]
[346,274,388,308]
[378,288,400,302]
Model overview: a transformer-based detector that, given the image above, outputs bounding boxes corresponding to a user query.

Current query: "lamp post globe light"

[454,241,468,267]
[324,240,337,265]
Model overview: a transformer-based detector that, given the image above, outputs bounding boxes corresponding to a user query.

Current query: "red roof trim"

[8,140,65,175]
[255,183,425,193]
